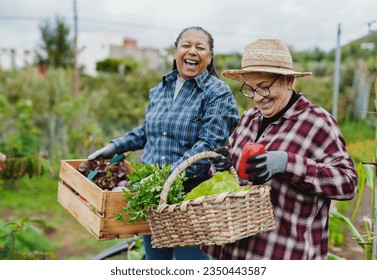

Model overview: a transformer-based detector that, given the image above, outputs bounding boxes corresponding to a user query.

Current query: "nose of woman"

[188,46,198,55]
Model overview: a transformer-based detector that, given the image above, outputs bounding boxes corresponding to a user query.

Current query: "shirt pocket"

[168,108,203,146]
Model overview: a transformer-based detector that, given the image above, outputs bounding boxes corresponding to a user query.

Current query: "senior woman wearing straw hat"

[205,39,357,260]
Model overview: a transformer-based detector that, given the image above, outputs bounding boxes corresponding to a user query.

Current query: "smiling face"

[242,72,294,118]
[174,29,213,79]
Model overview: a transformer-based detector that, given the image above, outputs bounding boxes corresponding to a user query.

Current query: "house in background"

[0,48,35,70]
[0,34,167,76]
[109,38,165,72]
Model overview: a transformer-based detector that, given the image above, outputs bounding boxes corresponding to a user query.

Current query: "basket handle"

[159,151,239,205]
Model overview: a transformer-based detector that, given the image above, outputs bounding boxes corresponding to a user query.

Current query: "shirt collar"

[163,69,210,89]
[281,92,310,120]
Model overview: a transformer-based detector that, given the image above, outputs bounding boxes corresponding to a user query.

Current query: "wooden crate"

[58,159,151,240]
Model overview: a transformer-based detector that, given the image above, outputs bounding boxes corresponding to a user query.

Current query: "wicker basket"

[148,151,275,248]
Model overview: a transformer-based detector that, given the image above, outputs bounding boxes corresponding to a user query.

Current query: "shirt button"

[161,156,165,160]
[163,131,167,136]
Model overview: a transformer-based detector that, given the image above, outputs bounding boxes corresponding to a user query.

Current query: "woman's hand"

[209,147,232,172]
[245,151,288,184]
[88,143,117,160]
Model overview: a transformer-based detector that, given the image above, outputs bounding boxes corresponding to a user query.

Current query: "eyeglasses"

[239,75,279,98]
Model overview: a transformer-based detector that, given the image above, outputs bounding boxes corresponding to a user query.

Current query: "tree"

[37,16,73,68]
[96,58,141,74]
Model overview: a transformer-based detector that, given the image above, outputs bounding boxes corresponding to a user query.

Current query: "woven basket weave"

[148,151,275,248]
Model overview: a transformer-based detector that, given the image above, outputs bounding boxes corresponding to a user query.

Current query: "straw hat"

[223,39,312,82]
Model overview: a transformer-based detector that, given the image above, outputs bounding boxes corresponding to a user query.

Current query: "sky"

[0,0,376,74]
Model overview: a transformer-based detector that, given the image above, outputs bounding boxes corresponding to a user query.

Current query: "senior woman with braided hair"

[206,38,357,260]
[88,26,239,260]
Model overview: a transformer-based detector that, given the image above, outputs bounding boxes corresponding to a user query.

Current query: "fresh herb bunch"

[116,163,186,223]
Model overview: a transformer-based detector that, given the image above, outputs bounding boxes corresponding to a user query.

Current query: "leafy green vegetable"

[183,171,250,201]
[115,163,186,223]
[126,163,156,189]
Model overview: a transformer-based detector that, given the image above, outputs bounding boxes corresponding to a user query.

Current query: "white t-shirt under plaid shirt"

[111,69,240,180]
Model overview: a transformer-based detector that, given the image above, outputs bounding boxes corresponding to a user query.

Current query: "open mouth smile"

[258,99,272,107]
[184,59,199,69]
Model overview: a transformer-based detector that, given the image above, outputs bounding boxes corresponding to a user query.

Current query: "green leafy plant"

[0,217,56,260]
[329,162,376,259]
[116,163,186,223]
[183,171,250,201]
[127,236,145,260]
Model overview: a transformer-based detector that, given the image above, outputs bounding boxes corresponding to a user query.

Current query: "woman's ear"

[285,76,295,90]
[207,53,213,67]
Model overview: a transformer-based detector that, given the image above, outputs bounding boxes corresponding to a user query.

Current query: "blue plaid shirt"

[111,69,239,179]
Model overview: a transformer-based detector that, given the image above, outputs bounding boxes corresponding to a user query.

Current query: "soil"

[329,228,366,259]
[49,216,103,259]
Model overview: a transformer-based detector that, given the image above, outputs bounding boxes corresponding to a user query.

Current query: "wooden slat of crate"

[58,159,151,240]
[58,181,102,238]
[59,159,104,212]
[100,188,151,239]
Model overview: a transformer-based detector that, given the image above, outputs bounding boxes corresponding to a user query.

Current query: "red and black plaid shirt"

[202,94,357,259]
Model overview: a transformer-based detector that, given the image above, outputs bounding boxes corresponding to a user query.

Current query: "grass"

[340,120,375,164]
[0,175,60,210]
[340,120,375,143]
